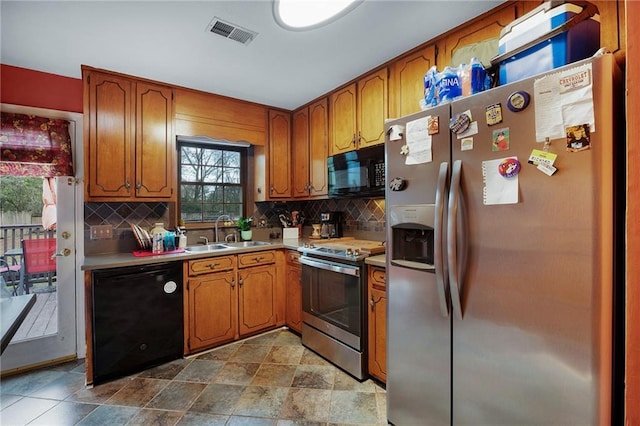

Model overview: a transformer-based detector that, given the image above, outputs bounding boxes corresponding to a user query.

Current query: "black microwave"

[328,144,385,198]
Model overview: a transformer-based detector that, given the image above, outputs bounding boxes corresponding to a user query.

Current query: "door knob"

[51,248,71,258]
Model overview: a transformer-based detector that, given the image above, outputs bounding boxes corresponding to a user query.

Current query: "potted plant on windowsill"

[236,217,253,241]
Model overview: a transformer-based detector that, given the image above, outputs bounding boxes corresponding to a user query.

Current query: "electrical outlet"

[90,224,113,240]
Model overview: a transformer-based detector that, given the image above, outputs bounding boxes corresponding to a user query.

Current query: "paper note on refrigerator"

[534,63,595,142]
[482,158,519,205]
[405,116,432,164]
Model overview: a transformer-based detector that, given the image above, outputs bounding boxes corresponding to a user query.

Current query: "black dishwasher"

[92,261,183,384]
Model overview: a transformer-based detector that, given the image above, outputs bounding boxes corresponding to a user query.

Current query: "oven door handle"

[299,256,360,277]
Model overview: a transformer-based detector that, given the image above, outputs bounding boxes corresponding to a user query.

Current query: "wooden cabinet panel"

[173,88,267,146]
[436,4,517,68]
[84,68,175,202]
[357,68,388,149]
[185,251,282,353]
[188,255,235,276]
[187,271,237,352]
[308,98,329,197]
[330,69,388,155]
[237,250,276,268]
[238,265,278,336]
[268,109,292,199]
[135,82,174,199]
[329,83,357,154]
[390,44,437,118]
[292,98,329,199]
[85,72,133,199]
[292,108,310,198]
[586,0,625,59]
[367,265,386,383]
[285,250,302,333]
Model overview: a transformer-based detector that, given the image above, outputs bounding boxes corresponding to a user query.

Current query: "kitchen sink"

[223,241,272,248]
[184,244,230,253]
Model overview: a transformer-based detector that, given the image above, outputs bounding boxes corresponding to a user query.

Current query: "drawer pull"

[208,263,218,269]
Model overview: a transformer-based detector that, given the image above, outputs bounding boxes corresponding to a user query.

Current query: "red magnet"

[498,158,521,178]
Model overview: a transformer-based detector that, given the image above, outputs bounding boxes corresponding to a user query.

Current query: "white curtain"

[42,177,57,230]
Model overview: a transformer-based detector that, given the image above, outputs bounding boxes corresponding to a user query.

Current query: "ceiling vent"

[206,17,258,46]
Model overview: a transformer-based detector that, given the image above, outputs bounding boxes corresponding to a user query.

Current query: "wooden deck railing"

[0,224,56,256]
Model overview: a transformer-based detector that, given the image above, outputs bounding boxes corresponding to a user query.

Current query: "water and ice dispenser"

[389,204,436,272]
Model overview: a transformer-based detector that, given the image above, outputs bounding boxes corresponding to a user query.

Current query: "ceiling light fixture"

[273,0,362,31]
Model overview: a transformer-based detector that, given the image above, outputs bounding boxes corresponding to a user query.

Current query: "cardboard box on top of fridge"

[491,0,600,85]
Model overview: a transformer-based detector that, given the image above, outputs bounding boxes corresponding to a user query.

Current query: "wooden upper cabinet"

[308,98,328,197]
[135,82,174,199]
[292,107,310,198]
[268,109,292,199]
[292,98,328,199]
[357,68,388,150]
[84,68,174,201]
[329,83,357,154]
[436,4,517,68]
[389,44,436,118]
[85,71,133,199]
[330,68,388,155]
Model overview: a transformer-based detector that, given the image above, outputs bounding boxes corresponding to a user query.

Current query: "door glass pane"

[0,176,58,341]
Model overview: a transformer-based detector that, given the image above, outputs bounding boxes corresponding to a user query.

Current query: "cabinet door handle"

[230,279,235,288]
[351,134,356,146]
[125,180,131,189]
[358,131,362,143]
[239,278,244,286]
[136,181,141,189]
[370,296,375,310]
[270,185,274,194]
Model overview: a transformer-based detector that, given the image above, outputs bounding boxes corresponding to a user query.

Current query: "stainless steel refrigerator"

[385,53,623,425]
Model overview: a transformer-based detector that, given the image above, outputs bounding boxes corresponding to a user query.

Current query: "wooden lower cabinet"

[186,270,238,353]
[285,250,302,333]
[238,264,278,337]
[367,265,387,383]
[184,250,283,355]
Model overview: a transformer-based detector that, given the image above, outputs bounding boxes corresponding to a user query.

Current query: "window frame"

[177,142,248,228]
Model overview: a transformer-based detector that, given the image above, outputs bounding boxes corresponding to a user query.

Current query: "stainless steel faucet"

[225,232,237,243]
[199,236,209,245]
[215,214,232,243]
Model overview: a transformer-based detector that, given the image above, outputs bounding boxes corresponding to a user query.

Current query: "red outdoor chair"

[21,238,57,294]
[0,258,21,296]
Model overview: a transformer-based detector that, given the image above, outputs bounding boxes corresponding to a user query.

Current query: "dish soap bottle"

[150,223,167,253]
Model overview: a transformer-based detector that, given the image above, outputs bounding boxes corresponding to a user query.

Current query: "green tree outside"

[0,176,43,216]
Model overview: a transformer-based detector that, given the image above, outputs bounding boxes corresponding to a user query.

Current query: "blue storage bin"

[491,1,600,85]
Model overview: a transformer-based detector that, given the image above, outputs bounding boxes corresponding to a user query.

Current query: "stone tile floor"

[0,329,387,425]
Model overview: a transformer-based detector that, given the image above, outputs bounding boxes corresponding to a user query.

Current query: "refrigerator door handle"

[434,161,450,317]
[448,160,467,320]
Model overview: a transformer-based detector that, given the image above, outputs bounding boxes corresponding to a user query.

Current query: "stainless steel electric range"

[298,240,383,380]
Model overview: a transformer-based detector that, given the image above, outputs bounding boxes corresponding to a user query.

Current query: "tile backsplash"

[253,198,386,233]
[84,202,171,255]
[84,197,385,255]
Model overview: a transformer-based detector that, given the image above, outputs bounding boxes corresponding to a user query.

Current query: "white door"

[1,105,83,373]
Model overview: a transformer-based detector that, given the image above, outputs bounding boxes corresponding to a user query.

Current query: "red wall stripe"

[1,64,83,113]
